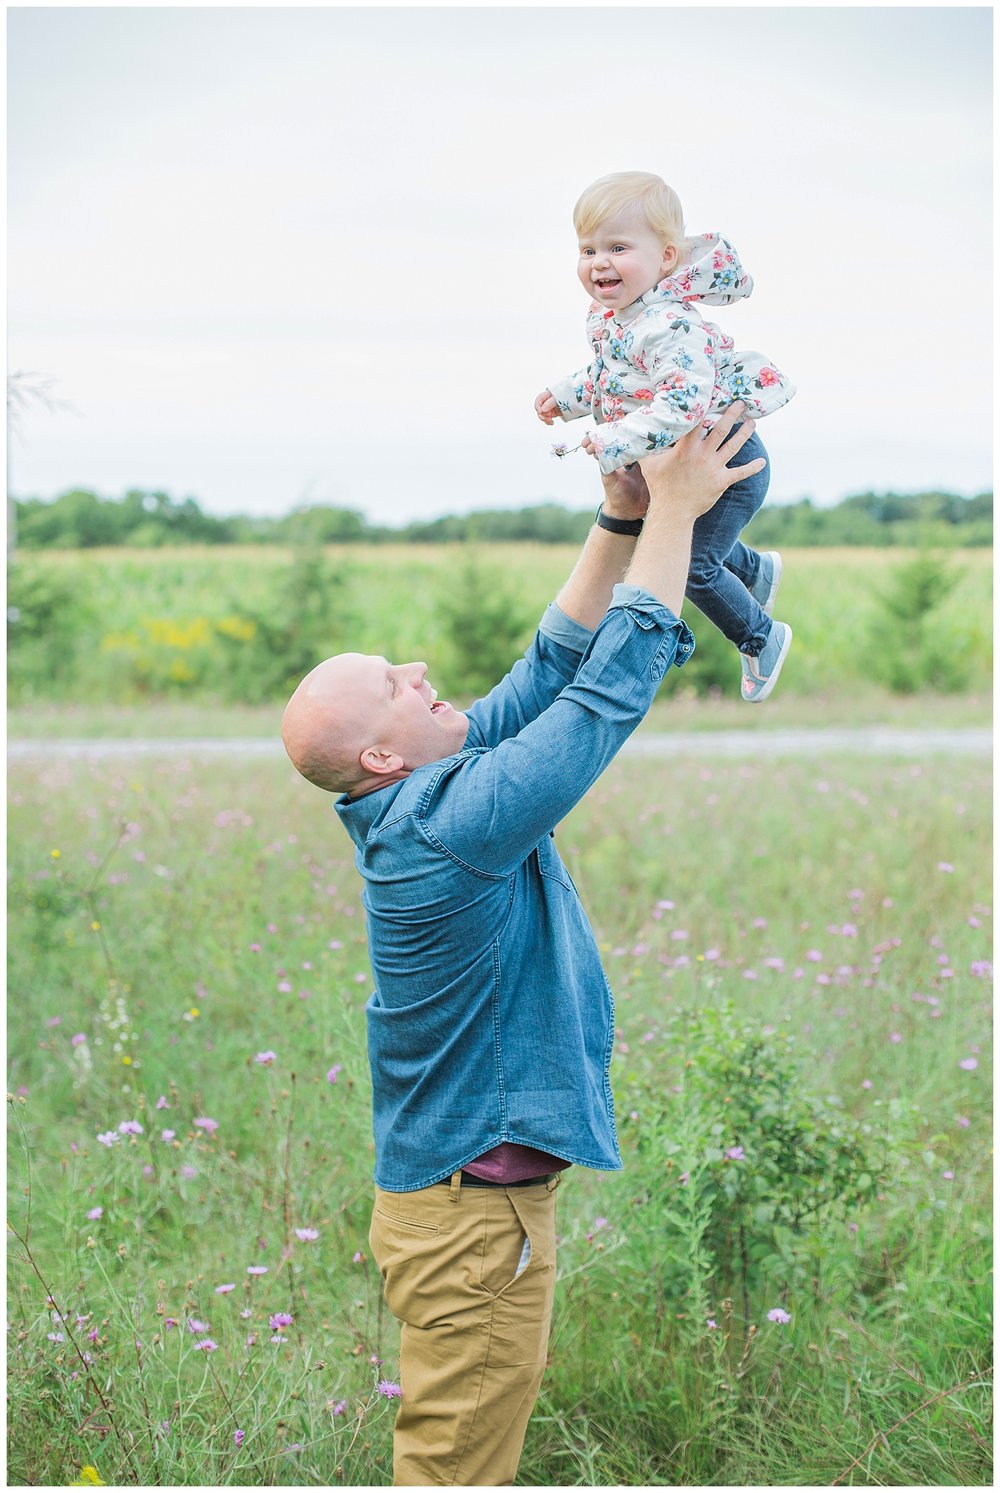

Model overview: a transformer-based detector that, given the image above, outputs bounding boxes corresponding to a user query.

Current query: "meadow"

[7,544,993,718]
[6,739,992,1486]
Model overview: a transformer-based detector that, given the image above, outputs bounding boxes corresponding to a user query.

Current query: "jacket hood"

[646,231,753,308]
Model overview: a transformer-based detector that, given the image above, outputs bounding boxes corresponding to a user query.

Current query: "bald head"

[281,653,386,795]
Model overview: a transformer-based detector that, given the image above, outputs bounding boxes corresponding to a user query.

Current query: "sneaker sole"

[757,552,783,616]
[742,623,793,704]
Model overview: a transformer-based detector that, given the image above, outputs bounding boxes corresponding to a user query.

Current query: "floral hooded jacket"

[546,232,795,475]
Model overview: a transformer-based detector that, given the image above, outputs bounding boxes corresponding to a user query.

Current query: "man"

[281,407,765,1486]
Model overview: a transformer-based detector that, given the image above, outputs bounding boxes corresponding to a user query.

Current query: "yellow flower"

[70,1467,106,1486]
[121,1056,132,1066]
[90,921,101,932]
[51,849,61,859]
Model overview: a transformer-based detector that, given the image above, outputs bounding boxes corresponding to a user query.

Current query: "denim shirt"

[335,585,695,1191]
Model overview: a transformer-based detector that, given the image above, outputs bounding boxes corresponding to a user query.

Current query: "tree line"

[11,484,993,550]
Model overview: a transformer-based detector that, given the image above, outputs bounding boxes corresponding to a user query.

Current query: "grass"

[8,543,993,709]
[6,744,992,1486]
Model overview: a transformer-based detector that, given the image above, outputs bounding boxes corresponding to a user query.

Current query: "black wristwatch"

[595,503,644,537]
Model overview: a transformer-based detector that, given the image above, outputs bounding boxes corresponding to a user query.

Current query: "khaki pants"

[369,1172,559,1486]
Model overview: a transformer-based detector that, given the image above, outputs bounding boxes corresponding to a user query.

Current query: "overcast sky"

[7,4,993,524]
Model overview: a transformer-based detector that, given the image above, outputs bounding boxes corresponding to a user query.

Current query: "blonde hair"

[573,171,686,254]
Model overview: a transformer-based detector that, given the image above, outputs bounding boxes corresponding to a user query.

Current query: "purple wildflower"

[71,1033,87,1047]
[234,1429,244,1448]
[246,1265,268,1275]
[215,1283,236,1294]
[767,1308,791,1324]
[193,1338,217,1352]
[254,1051,277,1066]
[269,1312,293,1331]
[96,1131,118,1147]
[118,1120,143,1135]
[87,1206,103,1221]
[295,1228,319,1241]
[326,1064,343,1084]
[725,1146,745,1160]
[377,1380,403,1399]
[193,1116,219,1134]
[959,1058,978,1071]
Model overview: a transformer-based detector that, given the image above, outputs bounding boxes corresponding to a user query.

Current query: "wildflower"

[215,1283,236,1294]
[47,1331,65,1343]
[889,1032,902,1044]
[352,1251,365,1263]
[71,1033,87,1047]
[193,1116,219,1133]
[254,1050,277,1066]
[187,1318,209,1333]
[957,1115,970,1128]
[943,1170,954,1181]
[551,442,571,458]
[326,1065,343,1084]
[246,1334,257,1347]
[725,1146,745,1160]
[371,1354,382,1365]
[194,1338,218,1352]
[161,1129,176,1142]
[269,1312,293,1330]
[234,1429,245,1449]
[959,1058,978,1071]
[164,1319,179,1330]
[270,1335,287,1345]
[119,1120,143,1135]
[277,980,292,993]
[50,849,61,860]
[706,1318,718,1330]
[767,1308,791,1324]
[937,862,954,873]
[330,1399,348,1415]
[87,1327,100,1341]
[155,1095,170,1109]
[246,1265,268,1275]
[96,1132,118,1147]
[240,1309,252,1319]
[861,1079,873,1090]
[87,1207,103,1221]
[970,960,992,978]
[180,1165,198,1180]
[69,1468,106,1486]
[295,1227,319,1241]
[378,1380,403,1399]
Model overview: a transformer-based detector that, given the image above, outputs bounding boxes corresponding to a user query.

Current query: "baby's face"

[577,205,678,312]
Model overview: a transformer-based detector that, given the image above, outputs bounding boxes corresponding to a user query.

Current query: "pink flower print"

[756,367,780,388]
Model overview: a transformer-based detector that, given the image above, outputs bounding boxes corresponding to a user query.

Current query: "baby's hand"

[534,391,560,425]
[580,434,598,458]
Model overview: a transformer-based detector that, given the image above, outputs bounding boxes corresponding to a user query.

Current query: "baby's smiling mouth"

[595,277,622,288]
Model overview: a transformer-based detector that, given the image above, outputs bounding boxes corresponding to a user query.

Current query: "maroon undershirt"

[462,1141,570,1183]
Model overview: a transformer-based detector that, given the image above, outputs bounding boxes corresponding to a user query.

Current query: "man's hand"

[599,461,650,522]
[638,403,765,523]
[534,391,560,425]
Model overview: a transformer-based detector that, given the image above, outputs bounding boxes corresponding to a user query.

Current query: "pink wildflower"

[378,1380,402,1398]
[767,1308,791,1324]
[254,1051,277,1066]
[215,1283,236,1294]
[295,1228,319,1242]
[87,1206,103,1221]
[193,1116,219,1134]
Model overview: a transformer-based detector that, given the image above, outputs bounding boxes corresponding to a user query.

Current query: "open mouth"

[596,278,622,289]
[430,700,449,714]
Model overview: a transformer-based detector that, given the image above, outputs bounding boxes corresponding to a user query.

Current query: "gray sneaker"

[741,620,792,703]
[750,551,782,615]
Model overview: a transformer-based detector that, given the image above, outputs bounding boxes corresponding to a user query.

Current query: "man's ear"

[360,746,405,777]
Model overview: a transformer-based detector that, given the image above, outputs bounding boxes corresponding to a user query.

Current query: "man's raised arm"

[556,403,766,626]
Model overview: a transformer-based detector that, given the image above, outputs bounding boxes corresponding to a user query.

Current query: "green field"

[7,742,992,1486]
[7,544,993,719]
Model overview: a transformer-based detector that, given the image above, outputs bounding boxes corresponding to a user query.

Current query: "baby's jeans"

[687,427,772,657]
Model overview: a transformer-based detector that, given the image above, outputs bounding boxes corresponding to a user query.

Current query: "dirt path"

[7,729,992,761]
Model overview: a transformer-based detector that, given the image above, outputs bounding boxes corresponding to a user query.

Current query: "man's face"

[577,205,678,311]
[339,653,470,773]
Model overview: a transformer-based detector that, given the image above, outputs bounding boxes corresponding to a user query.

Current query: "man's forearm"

[620,498,696,616]
[554,523,638,631]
